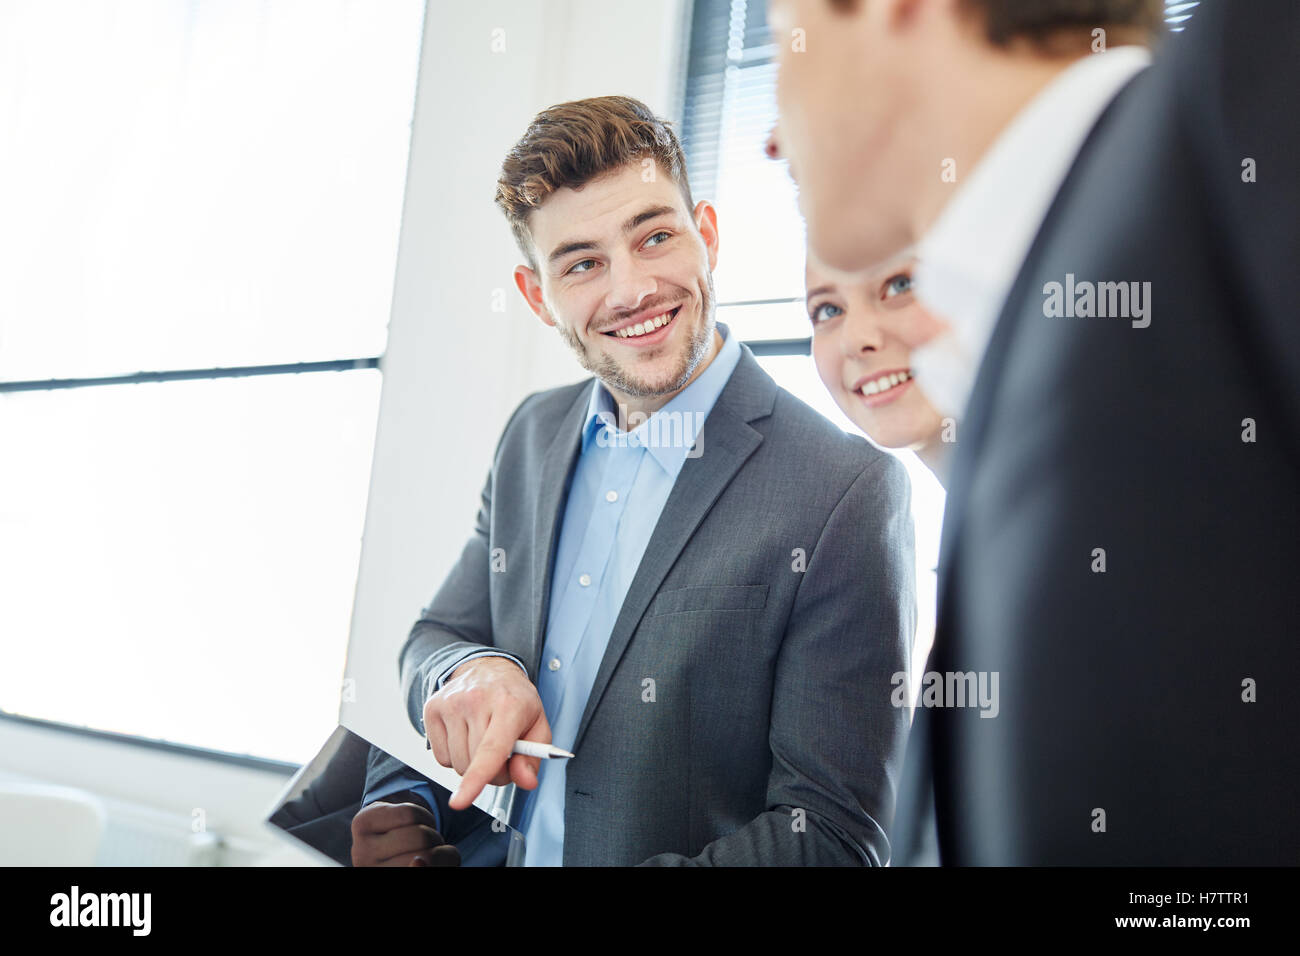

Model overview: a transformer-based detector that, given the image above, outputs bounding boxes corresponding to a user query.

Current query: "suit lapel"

[895,276,1029,865]
[934,68,1147,631]
[933,287,1024,633]
[529,385,592,676]
[571,348,775,752]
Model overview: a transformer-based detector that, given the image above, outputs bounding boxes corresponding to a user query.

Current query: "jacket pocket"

[646,584,769,617]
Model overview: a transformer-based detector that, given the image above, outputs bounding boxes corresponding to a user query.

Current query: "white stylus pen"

[511,740,575,759]
[425,737,574,759]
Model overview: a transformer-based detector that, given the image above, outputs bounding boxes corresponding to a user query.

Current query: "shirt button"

[579,573,592,587]
[605,490,618,503]
[548,658,562,672]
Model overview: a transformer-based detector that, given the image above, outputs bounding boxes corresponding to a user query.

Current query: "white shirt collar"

[911,45,1152,420]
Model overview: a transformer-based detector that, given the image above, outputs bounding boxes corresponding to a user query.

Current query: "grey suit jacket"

[366,344,916,865]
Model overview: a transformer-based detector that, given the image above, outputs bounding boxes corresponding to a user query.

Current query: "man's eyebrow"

[805,284,835,301]
[547,239,598,267]
[622,204,677,234]
[546,205,680,268]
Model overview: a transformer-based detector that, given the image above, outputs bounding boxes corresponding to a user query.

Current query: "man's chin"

[600,360,693,399]
[573,303,716,400]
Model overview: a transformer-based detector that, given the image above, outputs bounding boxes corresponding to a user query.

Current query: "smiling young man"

[767,0,1300,865]
[512,169,721,416]
[354,95,916,866]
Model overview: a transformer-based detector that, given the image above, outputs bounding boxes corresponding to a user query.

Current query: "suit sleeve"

[639,453,916,865]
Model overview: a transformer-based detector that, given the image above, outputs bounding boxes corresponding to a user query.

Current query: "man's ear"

[513,264,555,328]
[693,200,720,273]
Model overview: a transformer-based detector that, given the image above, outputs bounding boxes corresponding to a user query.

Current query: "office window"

[0,0,426,764]
[681,0,806,341]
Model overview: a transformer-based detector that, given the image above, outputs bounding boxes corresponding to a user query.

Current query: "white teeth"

[858,370,911,396]
[615,309,674,338]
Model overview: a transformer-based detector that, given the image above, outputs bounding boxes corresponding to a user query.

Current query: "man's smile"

[599,304,682,346]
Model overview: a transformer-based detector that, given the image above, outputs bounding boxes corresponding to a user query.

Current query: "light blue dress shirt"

[510,322,742,866]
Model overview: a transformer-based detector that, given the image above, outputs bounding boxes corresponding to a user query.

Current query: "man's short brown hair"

[495,95,694,268]
[960,0,1165,47]
[829,0,1165,48]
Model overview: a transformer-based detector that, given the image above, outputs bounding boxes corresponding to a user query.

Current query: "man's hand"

[426,657,551,811]
[350,800,460,867]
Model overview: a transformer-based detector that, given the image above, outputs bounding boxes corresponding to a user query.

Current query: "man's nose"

[604,254,657,314]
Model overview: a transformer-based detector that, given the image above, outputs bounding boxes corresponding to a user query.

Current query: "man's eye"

[567,258,598,275]
[644,231,671,248]
[882,273,914,299]
[810,302,844,325]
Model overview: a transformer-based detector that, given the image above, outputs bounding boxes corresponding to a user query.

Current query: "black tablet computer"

[264,724,526,866]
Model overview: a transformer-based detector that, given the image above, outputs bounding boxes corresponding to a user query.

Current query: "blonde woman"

[805,253,951,486]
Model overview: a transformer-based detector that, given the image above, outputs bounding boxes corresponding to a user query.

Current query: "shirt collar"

[581,320,742,478]
[911,45,1152,420]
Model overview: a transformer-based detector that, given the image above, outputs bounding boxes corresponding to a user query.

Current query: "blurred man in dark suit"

[769,0,1299,863]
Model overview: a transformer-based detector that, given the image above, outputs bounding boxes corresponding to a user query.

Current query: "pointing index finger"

[449,716,521,811]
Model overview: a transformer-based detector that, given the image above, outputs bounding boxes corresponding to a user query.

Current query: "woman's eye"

[644,230,671,248]
[882,273,914,299]
[810,302,844,325]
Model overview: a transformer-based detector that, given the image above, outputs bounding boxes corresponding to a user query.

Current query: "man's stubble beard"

[556,273,717,399]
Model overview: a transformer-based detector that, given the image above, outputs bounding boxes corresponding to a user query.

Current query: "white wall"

[0,0,691,863]
[340,0,691,785]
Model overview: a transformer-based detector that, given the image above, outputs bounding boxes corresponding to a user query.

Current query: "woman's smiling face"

[806,253,948,451]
